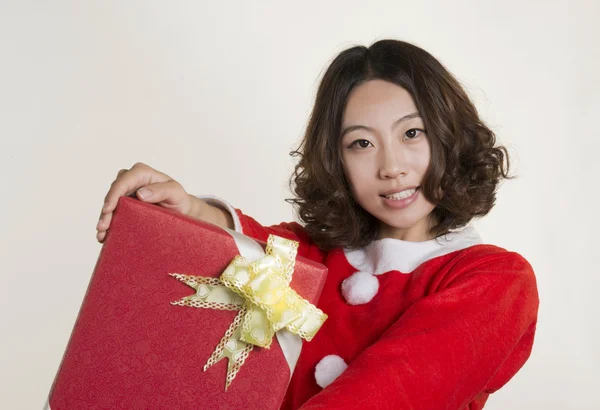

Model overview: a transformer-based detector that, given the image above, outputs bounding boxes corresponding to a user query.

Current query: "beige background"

[1,0,598,409]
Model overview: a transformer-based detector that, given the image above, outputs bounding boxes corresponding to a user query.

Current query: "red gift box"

[46,196,327,410]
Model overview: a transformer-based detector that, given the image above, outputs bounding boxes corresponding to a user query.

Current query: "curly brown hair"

[286,39,511,251]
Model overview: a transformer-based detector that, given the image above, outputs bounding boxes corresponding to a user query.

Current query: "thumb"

[136,187,154,201]
[135,180,190,211]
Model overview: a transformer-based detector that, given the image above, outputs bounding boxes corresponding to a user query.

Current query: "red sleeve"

[299,249,539,410]
[234,209,328,265]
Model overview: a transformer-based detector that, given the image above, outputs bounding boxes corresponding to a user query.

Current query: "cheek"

[416,143,432,174]
[419,156,431,174]
[343,163,372,197]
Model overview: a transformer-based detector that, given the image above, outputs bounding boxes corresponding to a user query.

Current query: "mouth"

[380,186,420,200]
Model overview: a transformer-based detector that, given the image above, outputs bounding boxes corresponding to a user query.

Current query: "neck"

[377,215,438,242]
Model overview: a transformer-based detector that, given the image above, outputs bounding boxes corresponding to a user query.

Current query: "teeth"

[384,188,417,200]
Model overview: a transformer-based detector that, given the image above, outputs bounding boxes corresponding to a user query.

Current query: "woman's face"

[340,79,437,241]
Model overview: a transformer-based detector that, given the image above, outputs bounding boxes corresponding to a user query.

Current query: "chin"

[378,209,431,229]
[383,222,418,232]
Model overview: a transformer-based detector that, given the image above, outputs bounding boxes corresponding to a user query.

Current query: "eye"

[404,128,425,140]
[348,139,373,149]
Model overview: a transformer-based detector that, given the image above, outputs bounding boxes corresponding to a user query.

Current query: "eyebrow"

[341,112,421,138]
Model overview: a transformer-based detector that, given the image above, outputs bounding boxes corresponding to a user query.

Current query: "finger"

[96,209,113,232]
[103,163,172,214]
[135,180,188,206]
[96,208,105,230]
[97,180,186,242]
[97,229,107,243]
[97,180,187,242]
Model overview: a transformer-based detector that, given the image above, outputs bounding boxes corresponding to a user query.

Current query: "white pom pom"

[341,271,379,305]
[315,355,348,388]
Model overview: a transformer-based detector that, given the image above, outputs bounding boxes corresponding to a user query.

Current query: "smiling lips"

[381,186,419,200]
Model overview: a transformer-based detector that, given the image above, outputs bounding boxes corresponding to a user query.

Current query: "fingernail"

[137,188,151,200]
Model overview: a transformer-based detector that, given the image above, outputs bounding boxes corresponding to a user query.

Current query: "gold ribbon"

[170,234,327,390]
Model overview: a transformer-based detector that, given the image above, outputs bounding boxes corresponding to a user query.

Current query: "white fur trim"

[343,225,483,275]
[341,271,379,305]
[315,355,348,388]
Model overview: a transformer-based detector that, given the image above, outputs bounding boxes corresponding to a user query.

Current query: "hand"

[96,162,196,243]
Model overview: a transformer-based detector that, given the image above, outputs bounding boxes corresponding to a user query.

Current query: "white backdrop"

[1,1,598,409]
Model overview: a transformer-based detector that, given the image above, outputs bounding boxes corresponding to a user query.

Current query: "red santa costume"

[200,196,539,410]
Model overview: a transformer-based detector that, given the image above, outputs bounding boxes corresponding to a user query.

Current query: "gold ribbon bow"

[170,234,327,390]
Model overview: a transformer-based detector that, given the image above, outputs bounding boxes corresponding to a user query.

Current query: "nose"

[378,146,408,179]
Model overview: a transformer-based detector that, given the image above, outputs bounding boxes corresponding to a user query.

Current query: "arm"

[300,249,539,410]
[188,194,235,230]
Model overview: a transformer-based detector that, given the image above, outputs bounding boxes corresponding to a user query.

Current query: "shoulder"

[452,244,533,272]
[443,244,538,295]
